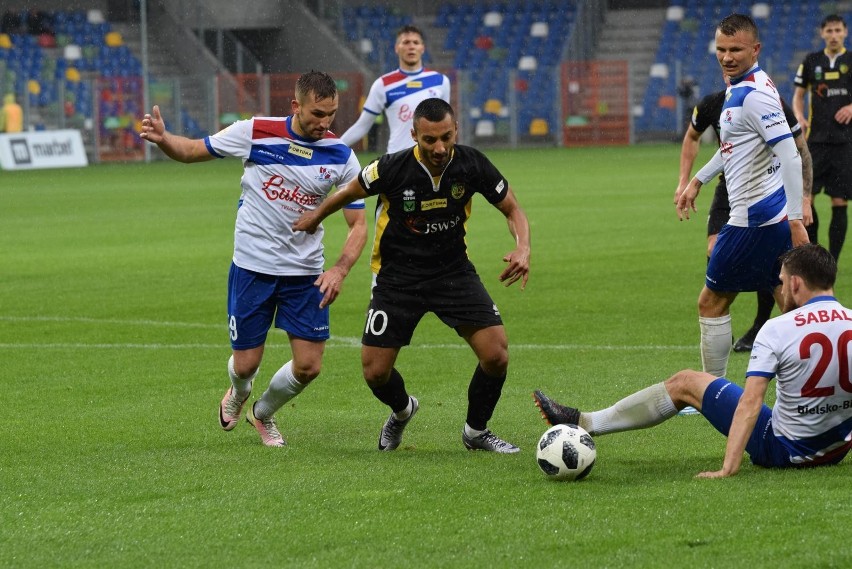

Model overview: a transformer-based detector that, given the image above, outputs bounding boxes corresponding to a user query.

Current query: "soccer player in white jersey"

[140,71,367,447]
[535,243,852,478]
[341,25,451,153]
[675,14,809,386]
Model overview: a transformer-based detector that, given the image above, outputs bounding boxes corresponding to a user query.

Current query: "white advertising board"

[0,130,89,170]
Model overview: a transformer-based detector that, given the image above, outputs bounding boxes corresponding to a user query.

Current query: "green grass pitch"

[1,145,849,567]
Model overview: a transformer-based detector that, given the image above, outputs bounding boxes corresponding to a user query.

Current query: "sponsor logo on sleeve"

[495,180,505,195]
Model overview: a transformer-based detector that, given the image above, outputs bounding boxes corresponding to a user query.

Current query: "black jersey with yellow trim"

[794,49,852,144]
[357,144,509,285]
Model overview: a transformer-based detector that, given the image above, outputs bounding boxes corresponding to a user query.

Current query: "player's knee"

[292,361,321,383]
[232,358,260,379]
[361,364,391,387]
[665,369,713,404]
[479,350,509,376]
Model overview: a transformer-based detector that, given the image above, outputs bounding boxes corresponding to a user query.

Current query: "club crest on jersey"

[451,182,466,199]
[842,64,849,74]
[315,166,332,181]
[288,143,313,160]
[403,189,416,212]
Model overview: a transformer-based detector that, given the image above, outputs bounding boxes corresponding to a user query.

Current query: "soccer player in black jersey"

[294,98,531,453]
[793,14,852,263]
[675,87,812,353]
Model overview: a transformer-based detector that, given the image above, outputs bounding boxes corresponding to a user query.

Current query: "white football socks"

[393,397,414,420]
[228,354,257,399]
[463,423,485,438]
[699,314,732,378]
[585,382,678,435]
[254,361,306,419]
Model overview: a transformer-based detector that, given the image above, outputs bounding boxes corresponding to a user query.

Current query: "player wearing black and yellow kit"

[676,88,812,352]
[793,14,852,262]
[295,98,531,453]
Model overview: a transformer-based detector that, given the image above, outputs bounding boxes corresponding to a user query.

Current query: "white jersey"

[361,67,450,153]
[205,116,363,276]
[748,296,852,463]
[720,63,794,228]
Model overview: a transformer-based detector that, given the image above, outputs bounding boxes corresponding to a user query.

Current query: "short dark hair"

[821,14,846,29]
[780,243,837,291]
[397,24,424,41]
[718,13,759,40]
[413,98,454,124]
[295,70,337,103]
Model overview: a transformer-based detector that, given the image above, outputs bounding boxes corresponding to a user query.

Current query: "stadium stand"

[340,0,577,140]
[0,8,205,155]
[636,0,829,135]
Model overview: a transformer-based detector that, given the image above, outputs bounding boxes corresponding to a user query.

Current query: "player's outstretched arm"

[315,207,367,309]
[791,86,809,131]
[695,376,768,479]
[294,178,369,235]
[139,105,213,163]
[340,111,379,148]
[675,124,703,204]
[495,188,531,290]
[796,136,814,226]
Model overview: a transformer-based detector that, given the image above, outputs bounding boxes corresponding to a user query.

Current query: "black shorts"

[810,142,852,199]
[707,179,730,236]
[362,264,503,347]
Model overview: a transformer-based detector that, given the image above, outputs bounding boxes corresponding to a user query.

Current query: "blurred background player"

[536,244,852,478]
[793,14,852,263]
[677,14,807,385]
[340,24,450,154]
[0,93,23,133]
[675,84,812,354]
[296,98,530,453]
[140,71,367,447]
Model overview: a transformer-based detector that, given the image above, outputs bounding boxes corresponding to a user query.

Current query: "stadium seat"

[518,55,537,70]
[483,11,502,27]
[529,118,548,135]
[475,119,495,137]
[87,9,105,24]
[105,31,122,47]
[64,44,82,60]
[484,98,502,114]
[530,22,548,37]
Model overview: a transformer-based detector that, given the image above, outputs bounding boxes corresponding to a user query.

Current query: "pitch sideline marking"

[0,315,696,350]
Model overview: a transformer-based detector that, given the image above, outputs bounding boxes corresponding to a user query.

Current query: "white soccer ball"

[536,423,596,481]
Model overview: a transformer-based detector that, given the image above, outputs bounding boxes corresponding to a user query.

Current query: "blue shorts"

[227,263,329,350]
[705,221,791,292]
[702,378,798,468]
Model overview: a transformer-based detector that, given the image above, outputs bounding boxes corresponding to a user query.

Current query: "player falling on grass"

[793,14,852,263]
[675,81,813,357]
[295,98,530,453]
[535,243,852,478]
[340,24,451,154]
[140,71,367,447]
[677,14,808,383]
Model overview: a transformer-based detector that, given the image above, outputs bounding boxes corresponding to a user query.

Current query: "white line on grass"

[0,316,697,351]
[0,341,695,351]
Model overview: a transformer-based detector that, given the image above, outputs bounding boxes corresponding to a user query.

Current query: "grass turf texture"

[1,146,849,568]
